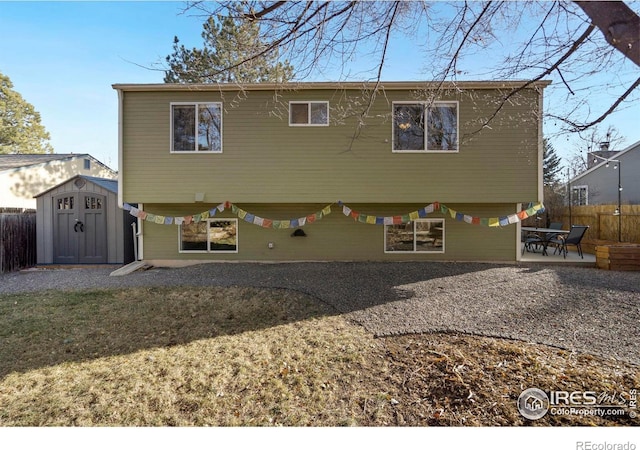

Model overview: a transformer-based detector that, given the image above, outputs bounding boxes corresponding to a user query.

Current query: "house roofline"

[0,153,117,175]
[112,80,551,92]
[568,139,640,184]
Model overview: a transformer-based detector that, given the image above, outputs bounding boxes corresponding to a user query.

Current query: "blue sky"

[1,1,205,169]
[1,1,639,173]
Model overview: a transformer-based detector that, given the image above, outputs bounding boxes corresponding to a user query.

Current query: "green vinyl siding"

[120,87,541,205]
[138,203,518,262]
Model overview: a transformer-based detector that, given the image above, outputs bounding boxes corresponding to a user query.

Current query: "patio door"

[53,193,107,264]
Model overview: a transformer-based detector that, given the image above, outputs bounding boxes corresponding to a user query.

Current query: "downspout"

[516,202,522,262]
[116,88,124,210]
[137,204,144,260]
[537,86,545,205]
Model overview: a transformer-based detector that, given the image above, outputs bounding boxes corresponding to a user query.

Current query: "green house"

[113,81,549,265]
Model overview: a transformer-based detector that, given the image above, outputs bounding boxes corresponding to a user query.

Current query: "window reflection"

[385,219,444,253]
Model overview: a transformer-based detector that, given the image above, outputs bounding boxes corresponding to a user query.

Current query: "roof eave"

[112,80,552,92]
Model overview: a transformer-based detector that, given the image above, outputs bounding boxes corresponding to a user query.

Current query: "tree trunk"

[575,1,640,67]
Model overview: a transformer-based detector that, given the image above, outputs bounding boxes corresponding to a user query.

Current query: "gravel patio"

[1,261,639,365]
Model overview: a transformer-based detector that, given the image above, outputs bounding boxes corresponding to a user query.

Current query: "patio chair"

[523,232,543,253]
[543,222,564,253]
[522,222,562,254]
[549,225,589,259]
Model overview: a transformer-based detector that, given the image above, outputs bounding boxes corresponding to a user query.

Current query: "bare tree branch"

[169,1,640,137]
[433,1,497,92]
[467,22,596,136]
[548,75,640,132]
[246,1,287,21]
[346,1,401,149]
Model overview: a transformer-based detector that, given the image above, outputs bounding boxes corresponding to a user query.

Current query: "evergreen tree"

[543,139,563,185]
[0,71,53,154]
[165,9,293,84]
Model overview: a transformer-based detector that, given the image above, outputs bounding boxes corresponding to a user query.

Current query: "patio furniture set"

[522,223,589,258]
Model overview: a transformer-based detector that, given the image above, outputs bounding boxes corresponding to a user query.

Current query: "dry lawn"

[0,287,638,426]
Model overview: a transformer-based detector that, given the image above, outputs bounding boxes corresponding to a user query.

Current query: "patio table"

[521,227,570,256]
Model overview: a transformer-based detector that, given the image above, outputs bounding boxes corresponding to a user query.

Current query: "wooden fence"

[0,208,36,273]
[559,205,640,244]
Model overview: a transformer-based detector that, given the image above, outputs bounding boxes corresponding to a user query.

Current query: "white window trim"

[178,218,238,254]
[289,101,330,127]
[170,102,223,153]
[572,185,589,206]
[384,219,445,254]
[392,101,459,153]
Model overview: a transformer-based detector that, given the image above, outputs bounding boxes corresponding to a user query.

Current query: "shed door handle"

[74,221,84,233]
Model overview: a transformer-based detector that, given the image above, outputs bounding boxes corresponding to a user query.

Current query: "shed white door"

[53,193,107,264]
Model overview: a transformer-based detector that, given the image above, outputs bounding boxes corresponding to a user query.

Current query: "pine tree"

[0,71,53,154]
[543,139,563,185]
[165,9,293,84]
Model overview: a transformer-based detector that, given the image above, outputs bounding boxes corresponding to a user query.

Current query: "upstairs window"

[393,101,458,152]
[171,102,222,152]
[289,101,329,126]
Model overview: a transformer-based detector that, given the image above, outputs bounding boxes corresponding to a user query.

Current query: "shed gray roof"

[0,153,93,171]
[34,175,118,198]
[82,176,118,194]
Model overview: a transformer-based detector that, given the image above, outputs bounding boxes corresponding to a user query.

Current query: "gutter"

[111,80,552,92]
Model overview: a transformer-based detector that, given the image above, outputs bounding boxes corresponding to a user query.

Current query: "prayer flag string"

[335,201,544,227]
[124,202,333,229]
[122,201,545,228]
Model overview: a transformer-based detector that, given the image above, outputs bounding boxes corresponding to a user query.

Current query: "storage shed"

[35,175,135,265]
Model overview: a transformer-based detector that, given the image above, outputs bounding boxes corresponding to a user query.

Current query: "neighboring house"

[112,81,549,264]
[569,140,640,206]
[0,154,117,209]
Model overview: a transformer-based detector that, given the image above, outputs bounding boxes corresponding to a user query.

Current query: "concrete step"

[109,260,151,276]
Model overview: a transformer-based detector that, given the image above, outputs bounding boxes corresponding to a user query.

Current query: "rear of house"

[113,81,548,264]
